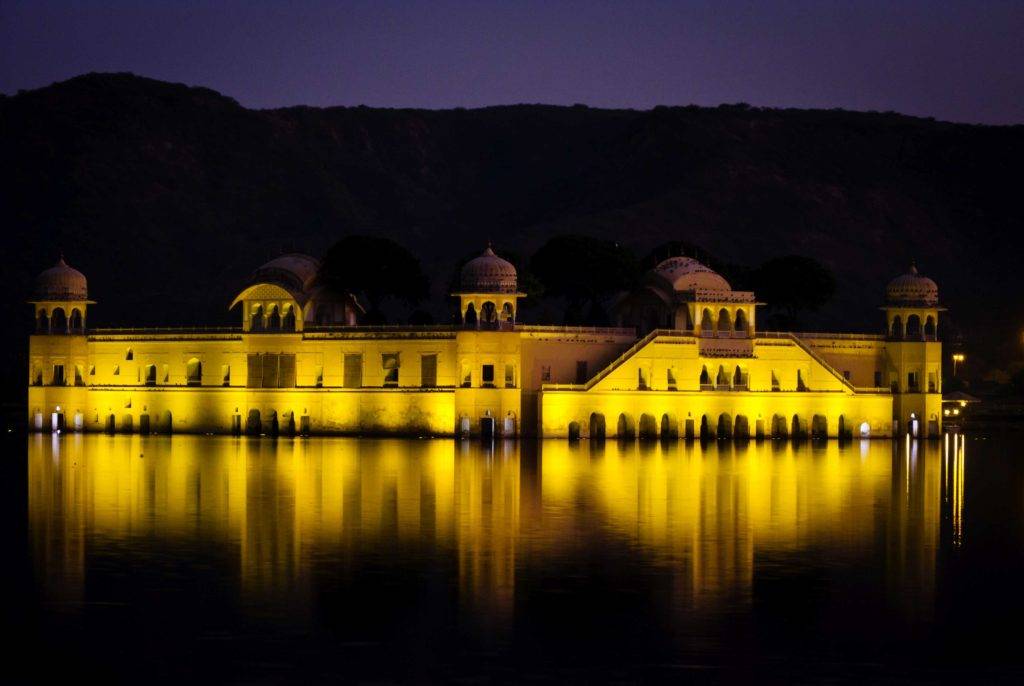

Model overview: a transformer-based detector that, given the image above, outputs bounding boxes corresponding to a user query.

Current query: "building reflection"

[27,434,950,628]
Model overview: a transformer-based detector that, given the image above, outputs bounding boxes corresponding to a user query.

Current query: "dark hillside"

[3,72,1023,401]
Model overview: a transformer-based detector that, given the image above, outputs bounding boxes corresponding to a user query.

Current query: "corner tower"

[453,245,523,329]
[28,256,93,430]
[883,262,944,438]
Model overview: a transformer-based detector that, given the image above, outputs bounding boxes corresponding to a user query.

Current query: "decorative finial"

[910,260,918,275]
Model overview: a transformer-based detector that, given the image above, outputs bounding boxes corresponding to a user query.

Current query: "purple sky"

[3,0,1023,124]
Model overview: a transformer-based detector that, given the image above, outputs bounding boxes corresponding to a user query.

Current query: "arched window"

[502,302,514,324]
[717,308,731,333]
[906,314,921,338]
[282,305,296,331]
[481,302,497,329]
[464,303,477,328]
[69,309,83,333]
[36,310,49,334]
[891,315,903,338]
[144,364,157,386]
[267,305,281,331]
[716,365,729,387]
[733,365,745,388]
[186,358,202,386]
[51,308,67,334]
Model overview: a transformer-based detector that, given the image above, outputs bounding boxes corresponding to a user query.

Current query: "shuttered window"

[343,354,363,388]
[382,353,400,387]
[246,353,296,388]
[421,354,437,388]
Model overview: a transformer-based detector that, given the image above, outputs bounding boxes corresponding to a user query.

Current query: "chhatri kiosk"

[27,246,943,439]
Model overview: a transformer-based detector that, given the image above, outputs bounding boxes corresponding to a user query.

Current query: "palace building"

[27,247,943,439]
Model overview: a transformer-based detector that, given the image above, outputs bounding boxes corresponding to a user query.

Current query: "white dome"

[886,263,938,306]
[459,246,517,293]
[33,256,88,301]
[653,256,731,292]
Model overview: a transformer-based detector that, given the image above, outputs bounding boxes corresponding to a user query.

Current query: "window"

[52,364,65,386]
[504,364,515,388]
[125,348,133,361]
[575,361,588,385]
[382,353,400,387]
[481,364,495,388]
[700,366,711,387]
[89,365,96,376]
[541,366,552,382]
[315,365,323,388]
[771,370,780,391]
[874,371,883,387]
[221,365,231,387]
[638,367,648,390]
[797,370,807,392]
[421,354,437,388]
[461,363,472,388]
[343,354,363,388]
[927,372,937,393]
[31,365,42,386]
[843,370,851,381]
[113,364,120,376]
[907,372,919,391]
[145,364,157,386]
[667,367,677,390]
[74,365,84,387]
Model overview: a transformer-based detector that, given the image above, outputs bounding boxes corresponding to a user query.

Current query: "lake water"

[5,432,1024,683]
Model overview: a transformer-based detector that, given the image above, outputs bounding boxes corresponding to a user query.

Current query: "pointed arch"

[717,308,731,333]
[638,413,657,440]
[906,314,921,338]
[51,307,67,333]
[734,415,750,440]
[69,308,83,333]
[891,315,903,339]
[589,413,606,441]
[717,413,732,439]
[617,413,636,440]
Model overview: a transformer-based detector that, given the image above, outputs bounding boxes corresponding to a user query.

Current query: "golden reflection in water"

[28,435,946,624]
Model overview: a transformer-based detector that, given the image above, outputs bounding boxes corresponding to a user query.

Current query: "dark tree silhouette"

[319,236,430,322]
[530,235,639,325]
[751,255,836,328]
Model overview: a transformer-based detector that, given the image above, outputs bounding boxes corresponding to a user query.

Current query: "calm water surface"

[5,433,1024,683]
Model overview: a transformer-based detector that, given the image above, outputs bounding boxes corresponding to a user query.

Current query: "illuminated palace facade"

[27,247,944,439]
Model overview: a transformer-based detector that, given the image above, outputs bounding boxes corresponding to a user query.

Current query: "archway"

[503,412,517,437]
[638,413,657,440]
[160,410,173,434]
[246,409,262,436]
[734,415,750,440]
[250,305,264,331]
[589,413,606,441]
[811,414,828,439]
[838,415,847,440]
[717,308,731,334]
[909,412,920,438]
[464,303,477,328]
[283,411,296,436]
[906,314,921,339]
[36,309,49,333]
[700,365,711,387]
[266,410,279,437]
[51,308,67,333]
[735,309,748,333]
[501,302,514,325]
[717,413,732,439]
[69,309,83,332]
[701,308,714,334]
[791,415,804,440]
[772,414,788,439]
[924,315,936,339]
[699,415,711,441]
[716,365,729,388]
[859,421,871,438]
[481,302,498,329]
[120,414,133,434]
[660,414,679,440]
[733,365,745,388]
[891,316,903,338]
[617,413,636,440]
[267,305,281,331]
[568,421,581,441]
[282,306,296,331]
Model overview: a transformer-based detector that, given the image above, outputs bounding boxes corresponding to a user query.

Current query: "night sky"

[2,1,1023,124]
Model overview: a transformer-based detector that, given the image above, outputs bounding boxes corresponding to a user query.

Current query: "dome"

[459,245,517,293]
[653,256,731,292]
[886,263,938,306]
[250,253,321,293]
[33,256,88,301]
